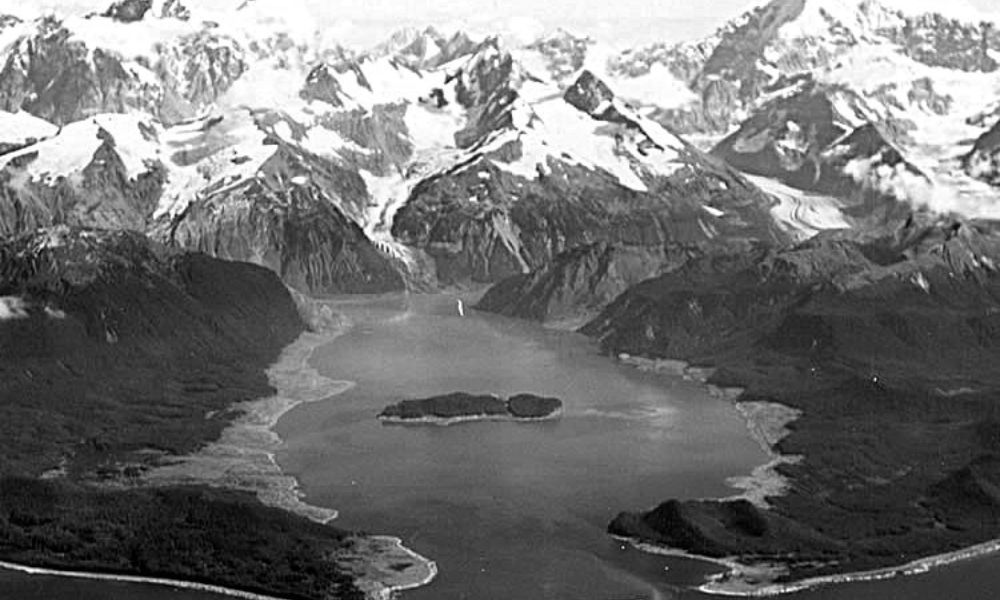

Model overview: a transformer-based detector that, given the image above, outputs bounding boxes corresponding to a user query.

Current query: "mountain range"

[4,0,1000,596]
[3,0,999,299]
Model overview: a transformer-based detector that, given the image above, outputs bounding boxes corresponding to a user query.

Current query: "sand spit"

[697,538,1000,597]
[0,560,291,600]
[619,530,1000,597]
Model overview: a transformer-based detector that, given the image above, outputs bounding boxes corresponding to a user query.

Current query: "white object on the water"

[457,299,465,317]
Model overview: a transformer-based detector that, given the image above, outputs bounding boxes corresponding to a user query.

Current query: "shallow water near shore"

[274,292,763,600]
[7,291,1000,599]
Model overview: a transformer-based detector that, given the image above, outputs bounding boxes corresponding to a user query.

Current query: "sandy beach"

[0,560,291,600]
[696,537,1000,597]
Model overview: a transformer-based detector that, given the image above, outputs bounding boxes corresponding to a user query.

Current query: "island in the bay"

[378,393,563,424]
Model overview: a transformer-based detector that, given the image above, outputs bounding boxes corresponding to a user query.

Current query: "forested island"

[378,393,563,424]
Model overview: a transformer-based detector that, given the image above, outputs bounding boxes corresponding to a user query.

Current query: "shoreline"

[142,298,438,598]
[143,326,353,523]
[352,536,440,600]
[618,533,1000,597]
[614,355,1000,597]
[723,401,803,509]
[0,560,292,600]
[615,353,801,509]
[697,537,1000,597]
[378,408,563,426]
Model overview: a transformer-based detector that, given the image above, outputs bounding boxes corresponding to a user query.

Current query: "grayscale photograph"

[1,0,999,598]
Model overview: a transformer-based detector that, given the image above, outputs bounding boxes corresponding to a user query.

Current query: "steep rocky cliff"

[710,77,927,218]
[0,15,245,125]
[393,66,787,286]
[964,119,1000,185]
[475,242,702,324]
[608,0,999,137]
[165,141,405,294]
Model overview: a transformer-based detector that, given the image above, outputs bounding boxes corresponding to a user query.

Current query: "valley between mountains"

[3,0,1000,597]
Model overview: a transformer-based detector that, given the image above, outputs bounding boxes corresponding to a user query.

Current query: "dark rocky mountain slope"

[0,226,303,477]
[0,226,379,599]
[584,214,1000,588]
[397,67,787,289]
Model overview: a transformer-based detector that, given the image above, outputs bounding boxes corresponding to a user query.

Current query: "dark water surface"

[5,292,999,599]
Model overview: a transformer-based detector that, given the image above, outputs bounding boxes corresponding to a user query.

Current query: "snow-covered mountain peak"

[876,0,994,23]
[448,37,542,107]
[762,0,903,41]
[0,113,162,185]
[517,28,596,84]
[100,0,191,23]
[363,25,478,70]
[744,0,993,31]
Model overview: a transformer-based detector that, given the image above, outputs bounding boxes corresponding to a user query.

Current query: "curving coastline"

[350,536,440,600]
[143,327,353,523]
[695,538,1000,597]
[142,300,438,599]
[0,560,294,600]
[614,354,1000,597]
[723,402,803,509]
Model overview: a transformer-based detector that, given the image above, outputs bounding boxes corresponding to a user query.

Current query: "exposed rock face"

[525,30,594,84]
[155,0,191,20]
[562,70,615,114]
[0,16,246,125]
[476,242,699,324]
[0,116,166,237]
[905,77,954,115]
[711,77,927,214]
[103,0,154,22]
[165,143,405,295]
[152,31,247,124]
[300,64,346,107]
[393,68,787,286]
[964,119,1000,185]
[0,19,158,125]
[0,108,406,295]
[0,227,303,476]
[365,26,477,69]
[393,157,781,286]
[607,0,999,137]
[884,13,997,73]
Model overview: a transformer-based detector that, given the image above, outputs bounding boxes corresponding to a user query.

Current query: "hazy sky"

[4,0,1000,48]
[244,0,1000,46]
